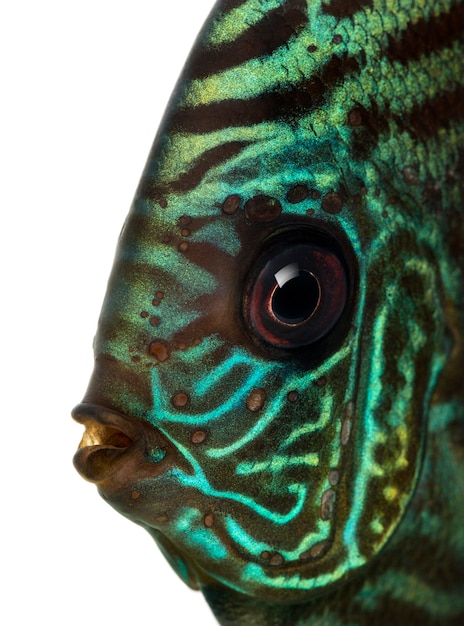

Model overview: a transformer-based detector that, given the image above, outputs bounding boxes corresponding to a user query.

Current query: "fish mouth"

[72,403,141,483]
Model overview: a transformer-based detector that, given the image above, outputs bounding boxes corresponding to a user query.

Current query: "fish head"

[73,0,451,605]
[73,163,445,602]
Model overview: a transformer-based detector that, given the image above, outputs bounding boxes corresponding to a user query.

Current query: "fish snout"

[72,403,168,485]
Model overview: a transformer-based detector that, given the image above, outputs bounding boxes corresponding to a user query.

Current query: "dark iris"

[271,269,320,325]
[243,227,350,350]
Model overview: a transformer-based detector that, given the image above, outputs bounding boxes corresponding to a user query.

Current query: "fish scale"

[73,0,464,624]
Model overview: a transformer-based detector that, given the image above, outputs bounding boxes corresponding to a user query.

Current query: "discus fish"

[73,1,464,624]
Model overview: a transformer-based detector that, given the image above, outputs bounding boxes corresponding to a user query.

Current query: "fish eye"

[243,227,349,350]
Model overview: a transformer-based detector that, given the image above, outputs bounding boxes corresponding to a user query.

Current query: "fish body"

[73,1,464,624]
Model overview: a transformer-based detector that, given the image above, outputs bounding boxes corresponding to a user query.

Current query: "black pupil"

[272,269,320,325]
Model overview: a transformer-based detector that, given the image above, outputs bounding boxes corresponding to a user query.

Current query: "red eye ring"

[243,232,348,350]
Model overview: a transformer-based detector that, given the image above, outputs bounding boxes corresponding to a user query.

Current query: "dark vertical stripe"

[386,2,464,64]
[170,140,251,192]
[392,85,464,140]
[140,141,251,197]
[186,0,307,79]
[321,0,374,19]
[171,53,359,133]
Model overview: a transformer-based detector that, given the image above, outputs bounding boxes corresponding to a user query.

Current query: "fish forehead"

[77,0,463,609]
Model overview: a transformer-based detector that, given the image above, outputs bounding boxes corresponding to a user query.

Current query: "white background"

[1,1,218,624]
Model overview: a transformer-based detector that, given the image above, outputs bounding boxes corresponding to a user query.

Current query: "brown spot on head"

[172,392,189,408]
[246,388,266,412]
[345,400,355,418]
[131,491,141,500]
[310,189,321,199]
[287,390,299,402]
[286,184,310,204]
[321,489,336,520]
[245,195,282,222]
[181,228,191,237]
[315,376,327,388]
[307,44,317,52]
[141,311,149,318]
[204,514,214,528]
[178,241,189,253]
[148,341,169,362]
[322,192,344,214]
[163,235,171,244]
[329,469,340,486]
[222,194,241,215]
[191,430,207,444]
[402,165,419,185]
[309,540,330,559]
[300,540,331,560]
[179,215,192,226]
[261,550,270,560]
[341,402,355,442]
[333,34,343,44]
[269,553,284,566]
[156,291,164,300]
[348,107,363,127]
[341,416,352,445]
[159,199,168,208]
[149,316,160,327]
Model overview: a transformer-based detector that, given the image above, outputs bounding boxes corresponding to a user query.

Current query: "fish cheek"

[121,351,356,602]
